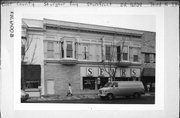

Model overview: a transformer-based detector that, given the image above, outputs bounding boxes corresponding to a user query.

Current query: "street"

[24,95,155,104]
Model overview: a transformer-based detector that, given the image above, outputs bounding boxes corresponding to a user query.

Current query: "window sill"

[59,58,78,65]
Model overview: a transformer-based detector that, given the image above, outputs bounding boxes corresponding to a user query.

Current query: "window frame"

[47,41,54,58]
[144,53,150,63]
[66,41,73,58]
[117,46,121,61]
[60,37,76,59]
[105,45,111,61]
[82,44,89,60]
[122,46,129,61]
[133,55,139,62]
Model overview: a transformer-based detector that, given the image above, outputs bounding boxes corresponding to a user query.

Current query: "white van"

[98,81,145,100]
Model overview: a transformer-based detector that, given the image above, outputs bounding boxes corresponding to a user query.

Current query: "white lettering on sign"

[121,69,126,76]
[99,68,105,76]
[110,68,115,75]
[85,67,140,77]
[120,68,131,77]
[131,68,140,77]
[131,69,136,77]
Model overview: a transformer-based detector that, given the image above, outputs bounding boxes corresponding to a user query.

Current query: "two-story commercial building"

[21,18,155,96]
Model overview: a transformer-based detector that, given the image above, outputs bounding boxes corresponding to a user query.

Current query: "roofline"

[22,18,155,36]
[43,18,145,36]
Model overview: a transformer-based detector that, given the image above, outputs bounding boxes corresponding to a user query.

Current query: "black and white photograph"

[1,2,179,118]
[20,13,156,104]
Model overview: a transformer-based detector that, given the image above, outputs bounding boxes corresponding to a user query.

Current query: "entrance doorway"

[47,80,55,94]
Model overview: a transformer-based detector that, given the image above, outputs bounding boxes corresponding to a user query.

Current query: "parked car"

[21,90,29,102]
[98,81,145,100]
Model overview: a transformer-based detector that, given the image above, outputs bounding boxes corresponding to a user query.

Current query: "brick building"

[21,18,155,96]
[141,31,156,91]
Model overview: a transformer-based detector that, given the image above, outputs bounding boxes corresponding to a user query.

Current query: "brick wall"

[44,63,80,95]
[141,31,156,68]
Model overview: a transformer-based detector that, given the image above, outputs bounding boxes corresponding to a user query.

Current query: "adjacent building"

[21,18,155,96]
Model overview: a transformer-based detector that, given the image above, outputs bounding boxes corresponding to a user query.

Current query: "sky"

[22,8,156,32]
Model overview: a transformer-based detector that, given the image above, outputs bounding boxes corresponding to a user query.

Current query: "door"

[47,80,54,95]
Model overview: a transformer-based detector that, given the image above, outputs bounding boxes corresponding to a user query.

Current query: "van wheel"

[107,94,114,100]
[133,93,140,98]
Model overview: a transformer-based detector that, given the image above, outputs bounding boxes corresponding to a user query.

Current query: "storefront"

[80,66,141,90]
[141,68,155,92]
[22,65,41,97]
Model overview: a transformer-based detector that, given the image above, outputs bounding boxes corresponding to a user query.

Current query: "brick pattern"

[141,31,156,69]
[44,63,80,95]
[141,31,155,53]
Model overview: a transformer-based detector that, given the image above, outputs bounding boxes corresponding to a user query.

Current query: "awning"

[142,68,155,77]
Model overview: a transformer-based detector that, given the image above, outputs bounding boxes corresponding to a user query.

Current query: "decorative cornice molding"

[44,59,142,67]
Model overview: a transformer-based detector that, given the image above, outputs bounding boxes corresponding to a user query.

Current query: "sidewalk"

[27,92,155,102]
[27,93,99,102]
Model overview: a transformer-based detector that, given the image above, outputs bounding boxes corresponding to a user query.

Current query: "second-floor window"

[105,45,111,60]
[133,55,138,62]
[47,42,54,58]
[153,54,156,63]
[66,41,73,58]
[145,53,150,63]
[133,48,139,62]
[82,45,89,60]
[117,46,121,61]
[122,46,128,61]
[61,42,64,58]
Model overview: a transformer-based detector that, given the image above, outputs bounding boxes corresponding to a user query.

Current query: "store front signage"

[131,68,140,77]
[98,68,113,77]
[87,67,94,76]
[86,67,140,77]
[120,68,130,77]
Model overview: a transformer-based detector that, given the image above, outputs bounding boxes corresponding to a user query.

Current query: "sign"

[99,68,105,76]
[131,68,140,77]
[120,68,130,77]
[98,68,109,77]
[84,67,140,77]
[86,67,94,76]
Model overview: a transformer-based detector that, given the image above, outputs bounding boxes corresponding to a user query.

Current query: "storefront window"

[25,81,40,88]
[83,77,95,90]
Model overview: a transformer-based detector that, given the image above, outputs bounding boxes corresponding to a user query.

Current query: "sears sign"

[86,67,140,77]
